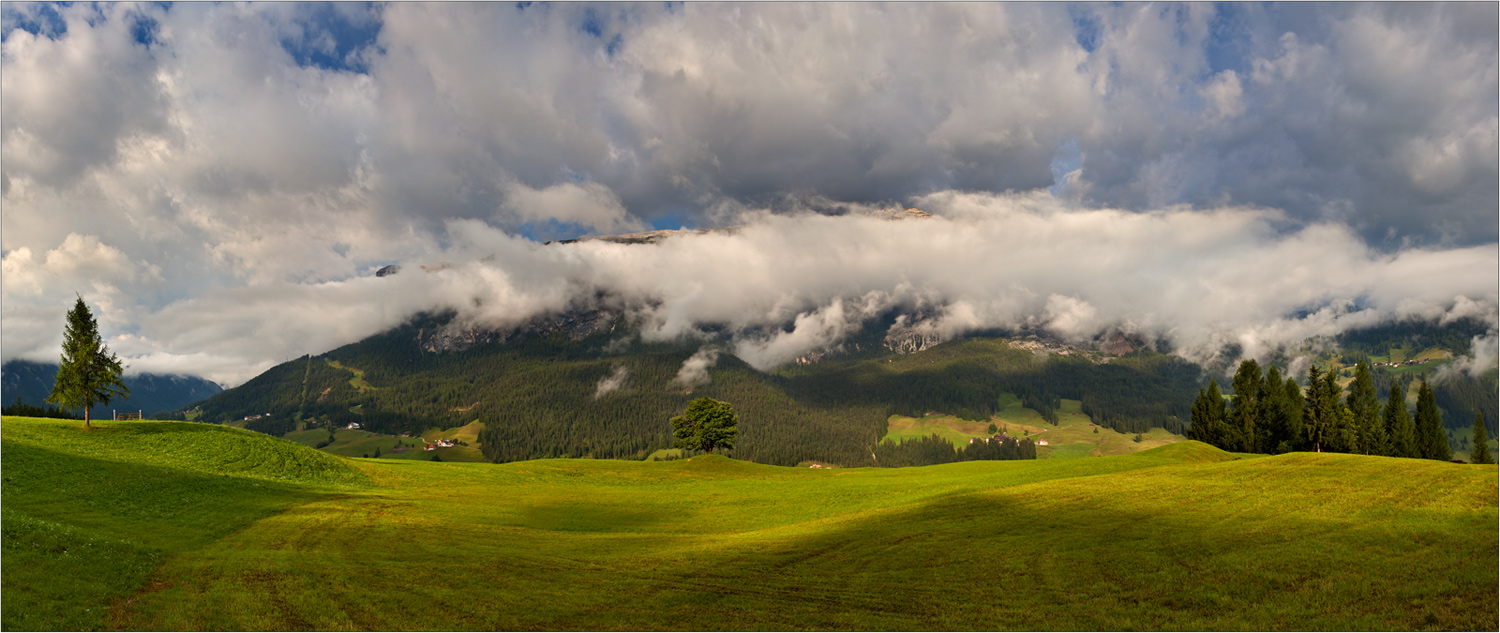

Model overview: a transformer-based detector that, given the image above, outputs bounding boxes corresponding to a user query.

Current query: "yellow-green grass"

[886,399,1187,459]
[1025,399,1187,458]
[418,419,484,444]
[5,417,1496,631]
[324,359,374,391]
[882,413,993,446]
[1,417,367,631]
[285,425,486,462]
[383,443,486,462]
[882,396,1052,448]
[646,448,685,461]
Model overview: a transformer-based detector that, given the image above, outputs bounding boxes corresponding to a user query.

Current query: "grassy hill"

[4,416,1494,631]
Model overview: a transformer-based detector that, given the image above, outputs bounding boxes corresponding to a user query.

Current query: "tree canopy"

[48,296,129,429]
[671,397,738,454]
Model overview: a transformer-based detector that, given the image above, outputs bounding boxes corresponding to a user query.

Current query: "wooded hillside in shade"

[187,312,1200,467]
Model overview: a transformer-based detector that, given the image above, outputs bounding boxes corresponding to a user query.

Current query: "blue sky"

[2,2,1495,384]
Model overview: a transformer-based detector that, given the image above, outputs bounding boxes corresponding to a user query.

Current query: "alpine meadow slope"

[3,417,1495,631]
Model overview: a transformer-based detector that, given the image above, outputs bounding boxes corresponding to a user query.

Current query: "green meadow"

[3,416,1496,631]
[883,398,1187,459]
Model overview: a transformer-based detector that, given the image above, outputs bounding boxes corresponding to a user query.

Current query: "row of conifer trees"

[1188,358,1481,461]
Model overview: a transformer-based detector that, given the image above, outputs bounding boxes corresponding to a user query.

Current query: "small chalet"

[345,422,362,430]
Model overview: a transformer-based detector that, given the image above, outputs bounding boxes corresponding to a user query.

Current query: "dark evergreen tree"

[1472,412,1493,465]
[1303,365,1338,453]
[1413,382,1449,461]
[48,296,129,429]
[1229,359,1262,453]
[1346,360,1385,455]
[1189,379,1228,448]
[1282,376,1306,452]
[1385,382,1416,458]
[1323,370,1357,454]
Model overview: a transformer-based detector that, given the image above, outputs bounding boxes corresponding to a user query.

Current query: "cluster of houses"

[425,438,456,451]
[344,422,362,430]
[1372,358,1429,368]
[243,413,269,421]
[969,433,1047,446]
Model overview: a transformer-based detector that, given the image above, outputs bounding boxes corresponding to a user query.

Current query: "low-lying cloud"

[594,365,630,398]
[672,348,721,391]
[9,192,1494,387]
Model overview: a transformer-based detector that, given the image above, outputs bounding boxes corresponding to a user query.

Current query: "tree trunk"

[84,407,91,430]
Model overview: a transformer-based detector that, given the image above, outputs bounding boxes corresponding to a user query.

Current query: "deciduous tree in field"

[1471,412,1493,465]
[671,397,738,454]
[48,296,129,430]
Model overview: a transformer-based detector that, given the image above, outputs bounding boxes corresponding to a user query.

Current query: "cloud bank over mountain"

[2,3,1496,386]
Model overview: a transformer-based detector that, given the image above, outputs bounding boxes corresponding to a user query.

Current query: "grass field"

[284,424,486,462]
[883,398,1186,459]
[3,416,1496,631]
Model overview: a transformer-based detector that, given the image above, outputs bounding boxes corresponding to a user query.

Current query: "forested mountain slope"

[184,311,1201,466]
[2,360,223,418]
[182,310,1495,467]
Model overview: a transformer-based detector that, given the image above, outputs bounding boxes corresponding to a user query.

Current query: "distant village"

[1371,358,1431,368]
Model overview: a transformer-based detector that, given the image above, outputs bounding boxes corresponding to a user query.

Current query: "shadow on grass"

[608,470,1497,631]
[1,442,338,631]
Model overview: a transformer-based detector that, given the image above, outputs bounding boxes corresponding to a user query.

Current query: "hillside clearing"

[883,398,1187,458]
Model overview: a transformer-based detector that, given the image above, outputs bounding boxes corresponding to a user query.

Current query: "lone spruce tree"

[1471,412,1493,465]
[671,397,738,454]
[48,296,128,429]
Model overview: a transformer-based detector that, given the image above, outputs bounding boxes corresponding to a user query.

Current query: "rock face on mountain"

[546,207,933,246]
[418,310,620,353]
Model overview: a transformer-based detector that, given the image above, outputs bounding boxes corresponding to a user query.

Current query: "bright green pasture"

[283,426,485,462]
[885,399,1187,459]
[1028,399,1185,458]
[1,417,366,631]
[646,447,685,461]
[881,394,1053,448]
[4,417,1496,631]
[882,413,994,446]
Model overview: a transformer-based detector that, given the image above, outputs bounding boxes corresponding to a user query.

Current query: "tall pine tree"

[47,296,129,429]
[1472,412,1493,465]
[1282,376,1305,452]
[1346,361,1385,455]
[1384,382,1416,458]
[1189,379,1228,449]
[1229,360,1262,453]
[1413,382,1449,461]
[1302,364,1338,453]
[1258,365,1288,453]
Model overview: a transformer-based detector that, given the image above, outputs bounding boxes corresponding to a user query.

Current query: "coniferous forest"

[1189,354,1495,460]
[183,311,1203,466]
